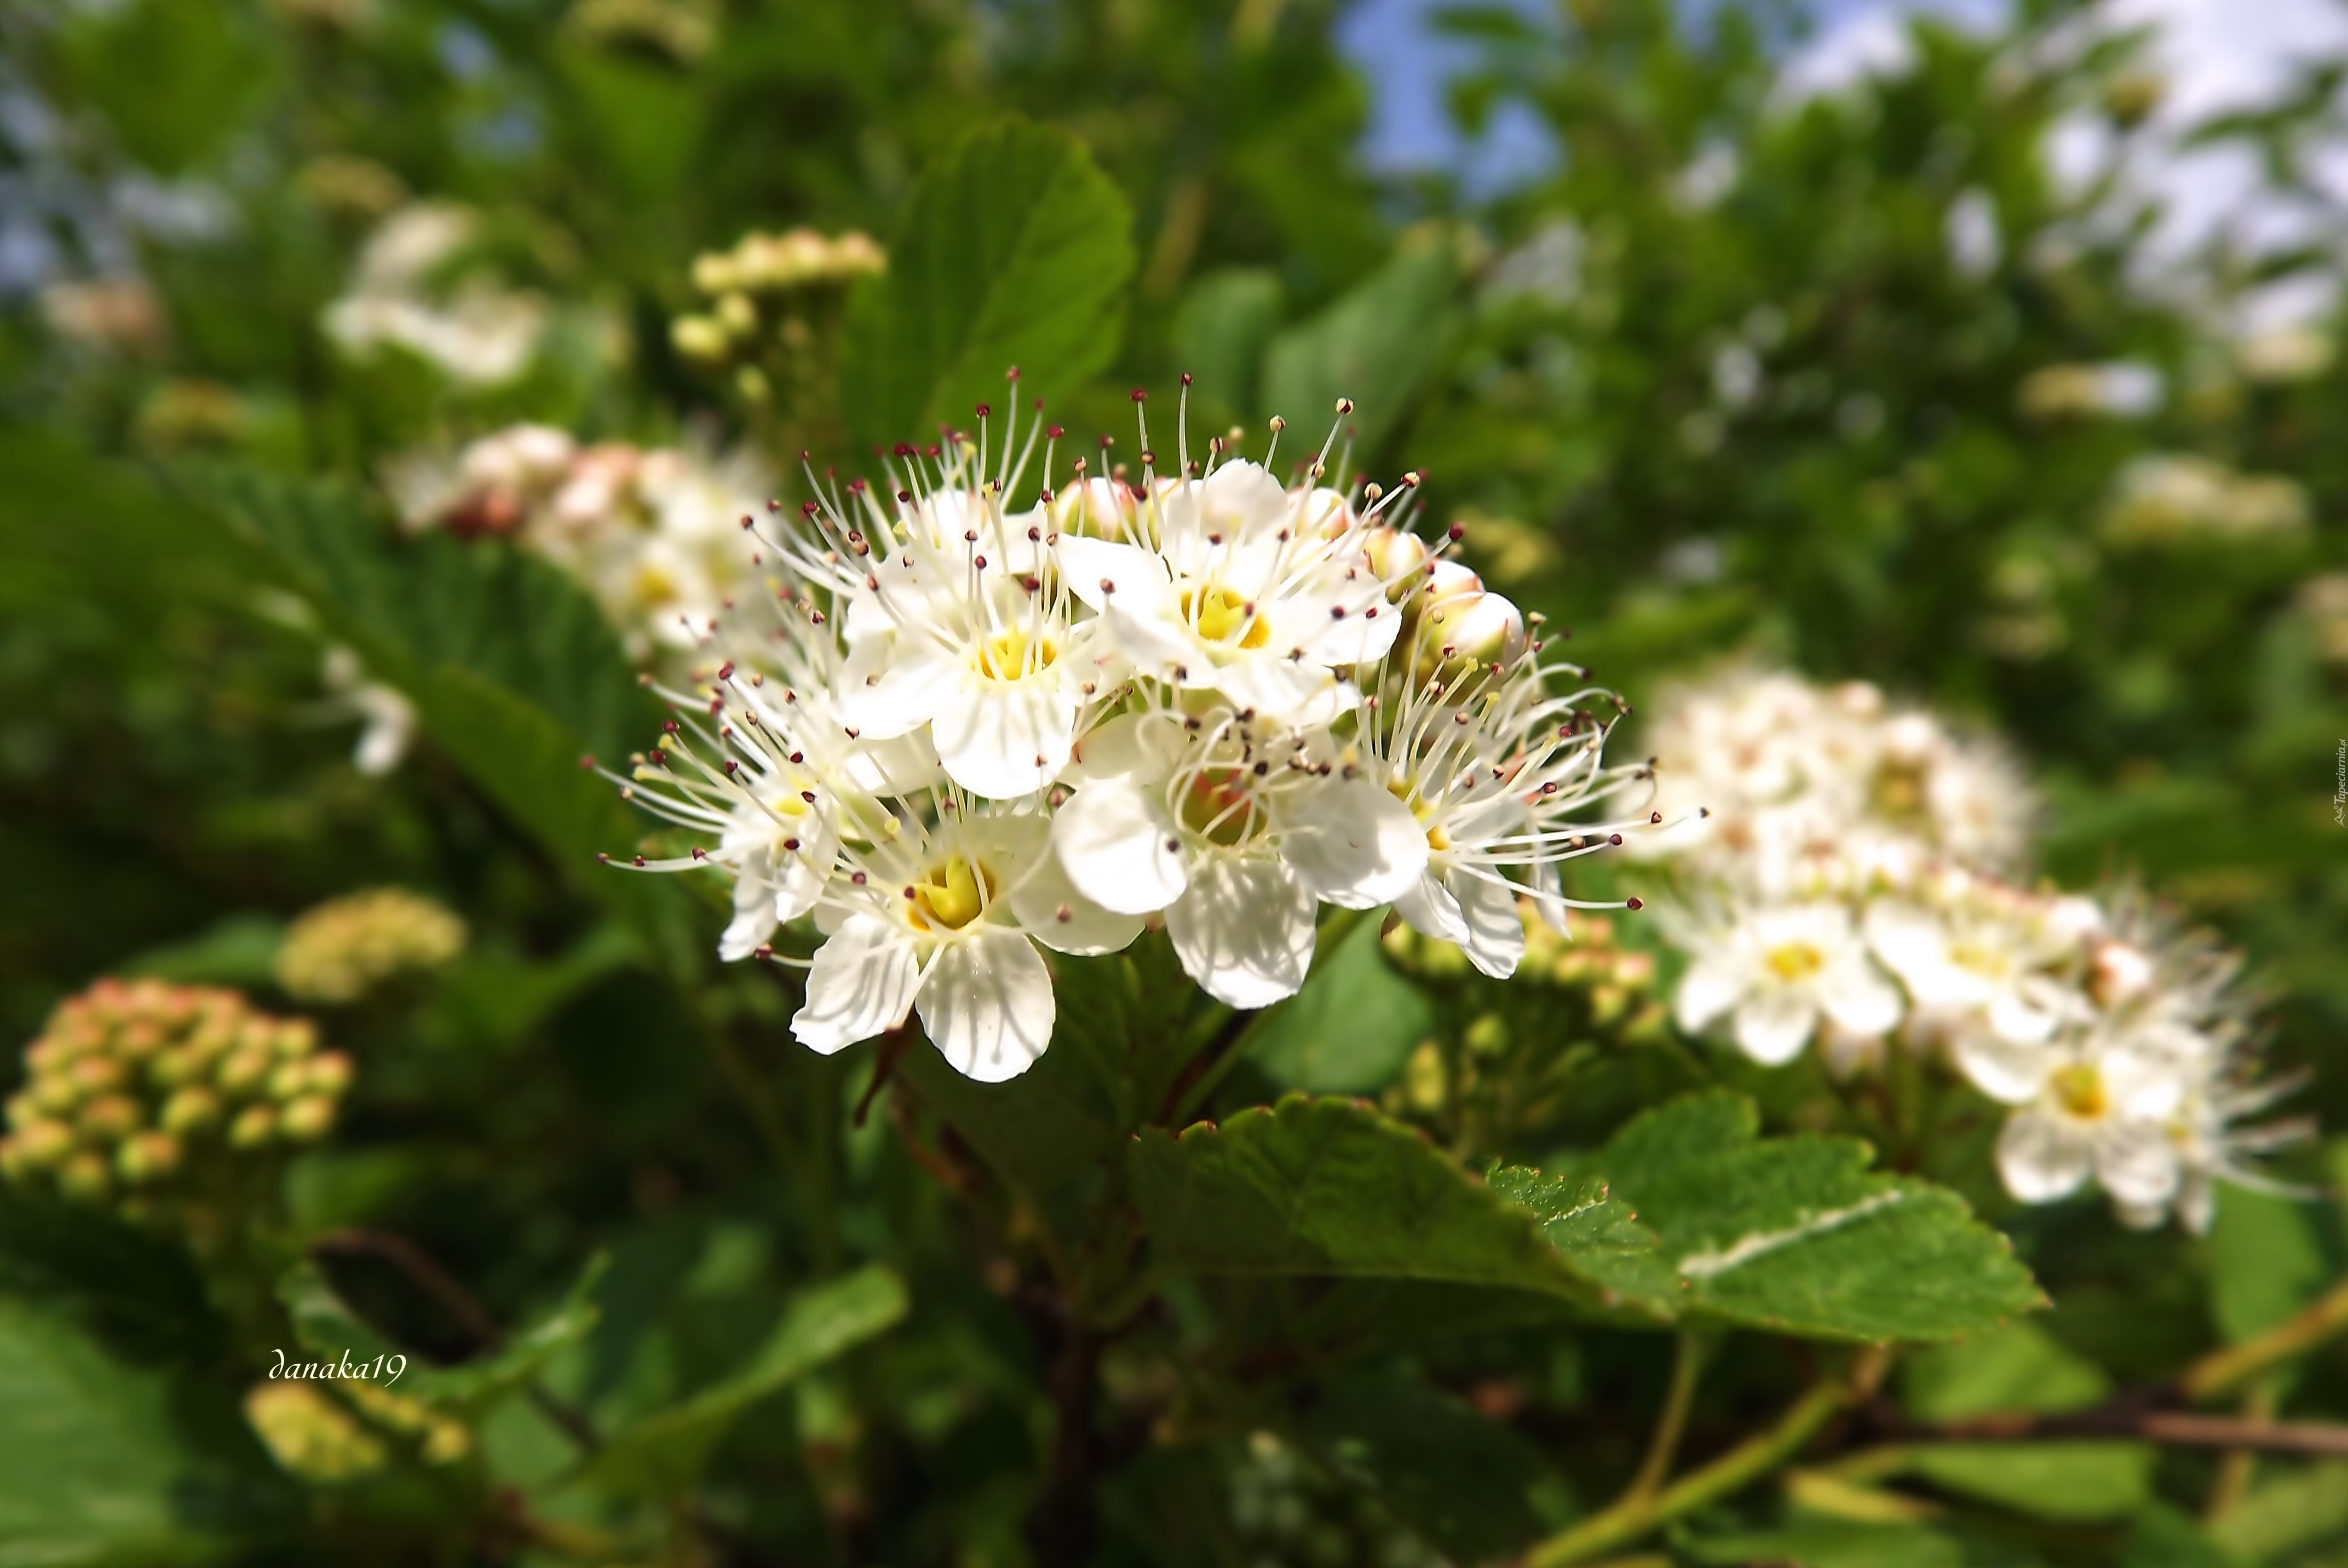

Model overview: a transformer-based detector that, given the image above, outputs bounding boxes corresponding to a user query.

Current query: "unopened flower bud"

[279,1096,337,1142]
[304,1052,355,1098]
[59,1151,112,1202]
[1363,527,1430,602]
[715,291,758,338]
[228,1104,278,1149]
[116,1131,182,1185]
[162,1087,223,1135]
[11,1119,74,1171]
[671,315,728,362]
[218,1047,275,1096]
[78,1094,142,1143]
[68,1056,126,1096]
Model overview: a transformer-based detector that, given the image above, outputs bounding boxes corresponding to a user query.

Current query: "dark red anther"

[976,403,991,418]
[1046,425,1064,440]
[1131,388,1147,402]
[802,499,821,517]
[718,662,734,681]
[579,754,596,769]
[1180,371,1193,385]
[632,855,647,867]
[1608,833,1624,846]
[1006,366,1022,381]
[1650,811,1662,824]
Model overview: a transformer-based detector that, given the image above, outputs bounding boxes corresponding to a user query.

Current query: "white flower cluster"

[386,424,772,665]
[324,204,549,387]
[1642,668,2297,1231]
[600,394,1655,1082]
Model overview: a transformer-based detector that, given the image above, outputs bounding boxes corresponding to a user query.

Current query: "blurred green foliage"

[2,0,2346,1564]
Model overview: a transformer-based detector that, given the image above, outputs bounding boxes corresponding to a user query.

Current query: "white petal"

[1674,958,1745,1033]
[792,915,920,1053]
[917,929,1056,1083]
[1394,872,1470,947]
[933,679,1075,799]
[1277,777,1429,909]
[1451,869,1527,979]
[837,639,954,740]
[1053,536,1169,613]
[1052,776,1189,915]
[2095,1120,2182,1209]
[1216,655,1338,722]
[1998,1108,2094,1202]
[1165,856,1318,1009]
[1950,1028,2054,1105]
[720,872,780,962]
[1817,954,1904,1037]
[1987,988,2061,1046]
[1009,844,1147,956]
[1732,989,1820,1066]
[1104,597,1206,681]
[1864,900,1956,991]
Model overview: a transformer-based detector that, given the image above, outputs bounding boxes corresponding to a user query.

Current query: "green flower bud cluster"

[244,1379,471,1484]
[670,228,883,415]
[275,887,467,1005]
[2,978,353,1220]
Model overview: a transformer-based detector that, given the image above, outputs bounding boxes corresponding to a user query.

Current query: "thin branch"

[2180,1273,2348,1403]
[1625,1330,1705,1506]
[1523,1346,1889,1568]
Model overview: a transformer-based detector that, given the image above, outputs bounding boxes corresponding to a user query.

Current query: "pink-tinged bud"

[217,1047,275,1097]
[68,1056,126,1096]
[228,1104,278,1150]
[10,1119,74,1172]
[78,1094,142,1143]
[116,1131,182,1185]
[304,1052,355,1098]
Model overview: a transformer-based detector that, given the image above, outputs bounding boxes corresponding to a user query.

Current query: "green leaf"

[555,45,707,202]
[1674,1519,1973,1568]
[1172,268,1286,419]
[1259,240,1460,453]
[2123,1505,2246,1568]
[118,915,285,988]
[176,467,704,976]
[1128,1096,1660,1320]
[1295,1371,1546,1561]
[54,0,273,177]
[280,1255,605,1413]
[2205,1460,2348,1563]
[0,1195,223,1367]
[1246,914,1436,1095]
[1902,1321,2110,1422]
[1907,1443,2154,1523]
[2208,1183,2340,1347]
[841,118,1135,451]
[0,1297,216,1566]
[1521,1090,2044,1342]
[573,1264,907,1499]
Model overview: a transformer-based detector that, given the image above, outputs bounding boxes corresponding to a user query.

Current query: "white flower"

[827,485,1113,801]
[796,808,1141,1080]
[1671,899,1903,1065]
[1051,706,1426,1007]
[1865,875,2095,1097]
[321,647,416,776]
[1053,459,1405,724]
[1994,1032,2189,1216]
[1365,653,1657,978]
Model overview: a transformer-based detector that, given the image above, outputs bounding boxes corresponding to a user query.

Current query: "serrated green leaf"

[1259,240,1459,452]
[2208,1183,2340,1351]
[572,1264,906,1500]
[1560,1090,2042,1341]
[1129,1096,1662,1319]
[0,1298,216,1566]
[1674,1519,1975,1568]
[841,118,1134,450]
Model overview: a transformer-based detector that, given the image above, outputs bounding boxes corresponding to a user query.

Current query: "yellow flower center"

[1765,942,1826,983]
[1871,758,1929,824]
[910,855,991,931]
[631,561,680,609]
[1947,940,2007,978]
[1178,768,1262,846]
[1181,584,1269,648]
[2050,1063,2107,1120]
[1390,781,1451,852]
[971,630,1058,683]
